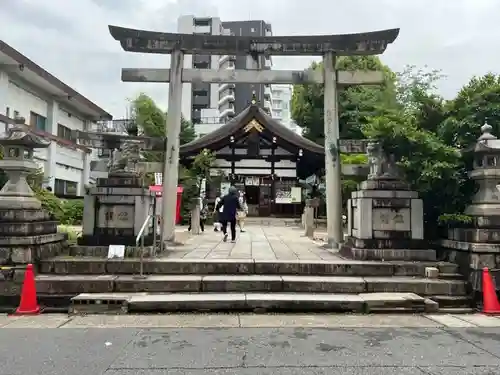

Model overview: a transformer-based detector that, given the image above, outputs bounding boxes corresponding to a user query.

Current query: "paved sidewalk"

[166,225,337,260]
[1,313,500,328]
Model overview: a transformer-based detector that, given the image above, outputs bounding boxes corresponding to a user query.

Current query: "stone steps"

[34,274,467,297]
[38,257,460,277]
[68,292,436,314]
[33,256,470,314]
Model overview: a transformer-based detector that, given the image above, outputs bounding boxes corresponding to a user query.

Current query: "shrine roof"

[180,104,324,155]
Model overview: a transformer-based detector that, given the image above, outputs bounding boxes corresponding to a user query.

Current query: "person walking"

[215,186,242,242]
[213,194,223,232]
[237,191,248,233]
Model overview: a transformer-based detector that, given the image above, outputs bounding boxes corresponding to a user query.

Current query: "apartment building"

[0,40,112,197]
[271,84,300,133]
[177,16,273,136]
[221,20,273,117]
[177,16,224,127]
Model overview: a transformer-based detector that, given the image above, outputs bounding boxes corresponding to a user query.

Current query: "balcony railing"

[219,106,235,119]
[218,91,235,106]
[219,54,236,65]
[218,82,235,92]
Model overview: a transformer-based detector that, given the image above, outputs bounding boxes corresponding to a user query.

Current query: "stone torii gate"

[108,26,399,248]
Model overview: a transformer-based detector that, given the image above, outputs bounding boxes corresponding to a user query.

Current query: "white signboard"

[107,244,125,259]
[291,187,302,203]
[245,176,259,186]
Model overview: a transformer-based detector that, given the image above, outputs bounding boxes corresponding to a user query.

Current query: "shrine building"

[179,102,325,217]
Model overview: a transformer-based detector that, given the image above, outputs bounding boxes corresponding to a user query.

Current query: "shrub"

[61,199,84,225]
[57,225,81,243]
[35,188,64,221]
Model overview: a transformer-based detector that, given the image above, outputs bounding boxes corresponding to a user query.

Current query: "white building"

[271,84,300,133]
[0,40,112,197]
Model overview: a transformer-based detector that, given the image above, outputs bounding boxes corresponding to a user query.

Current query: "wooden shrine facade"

[180,104,324,217]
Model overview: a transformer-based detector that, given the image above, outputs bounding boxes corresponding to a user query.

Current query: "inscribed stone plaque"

[98,195,135,204]
[352,205,359,230]
[97,205,134,229]
[372,208,410,231]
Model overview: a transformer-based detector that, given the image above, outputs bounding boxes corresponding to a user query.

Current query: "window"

[194,61,209,69]
[193,19,210,27]
[30,111,47,131]
[98,148,111,158]
[5,107,9,117]
[250,28,255,32]
[13,110,19,119]
[54,179,78,197]
[57,124,72,140]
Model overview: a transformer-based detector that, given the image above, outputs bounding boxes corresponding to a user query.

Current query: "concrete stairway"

[31,253,472,314]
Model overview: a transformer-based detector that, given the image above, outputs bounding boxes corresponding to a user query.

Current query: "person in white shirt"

[213,194,223,232]
[237,191,248,232]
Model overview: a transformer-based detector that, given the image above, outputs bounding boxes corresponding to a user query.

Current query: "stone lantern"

[440,122,500,297]
[0,117,50,209]
[465,122,500,217]
[0,118,64,267]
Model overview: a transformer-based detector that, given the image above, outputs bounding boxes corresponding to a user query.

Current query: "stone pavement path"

[166,225,337,260]
[2,313,500,329]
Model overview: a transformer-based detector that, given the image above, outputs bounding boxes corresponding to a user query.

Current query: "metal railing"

[134,214,156,279]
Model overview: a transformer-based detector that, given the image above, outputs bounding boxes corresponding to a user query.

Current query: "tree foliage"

[438,73,500,148]
[291,57,500,237]
[291,56,398,144]
[130,93,196,162]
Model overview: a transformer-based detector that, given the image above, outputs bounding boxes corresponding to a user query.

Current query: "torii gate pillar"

[161,49,184,245]
[323,52,343,248]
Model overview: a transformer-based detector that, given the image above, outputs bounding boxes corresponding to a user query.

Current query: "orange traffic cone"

[14,264,40,315]
[482,267,500,315]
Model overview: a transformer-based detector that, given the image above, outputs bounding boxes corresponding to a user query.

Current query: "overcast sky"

[0,0,498,118]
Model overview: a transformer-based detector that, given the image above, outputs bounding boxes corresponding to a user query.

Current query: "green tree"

[291,56,398,144]
[178,149,217,223]
[438,73,500,148]
[395,65,446,133]
[130,93,196,162]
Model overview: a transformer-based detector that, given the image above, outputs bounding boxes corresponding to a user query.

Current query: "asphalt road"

[0,327,499,375]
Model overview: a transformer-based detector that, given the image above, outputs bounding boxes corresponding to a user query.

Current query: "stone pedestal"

[190,198,201,235]
[78,173,156,246]
[438,123,500,294]
[0,123,65,266]
[303,199,315,238]
[341,142,433,261]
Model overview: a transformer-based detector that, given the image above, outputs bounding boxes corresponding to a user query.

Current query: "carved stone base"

[97,174,142,188]
[81,179,156,247]
[0,208,66,265]
[347,189,424,241]
[78,233,155,247]
[446,228,500,243]
[345,236,427,250]
[0,233,66,265]
[437,239,500,298]
[340,245,436,261]
[359,179,410,191]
